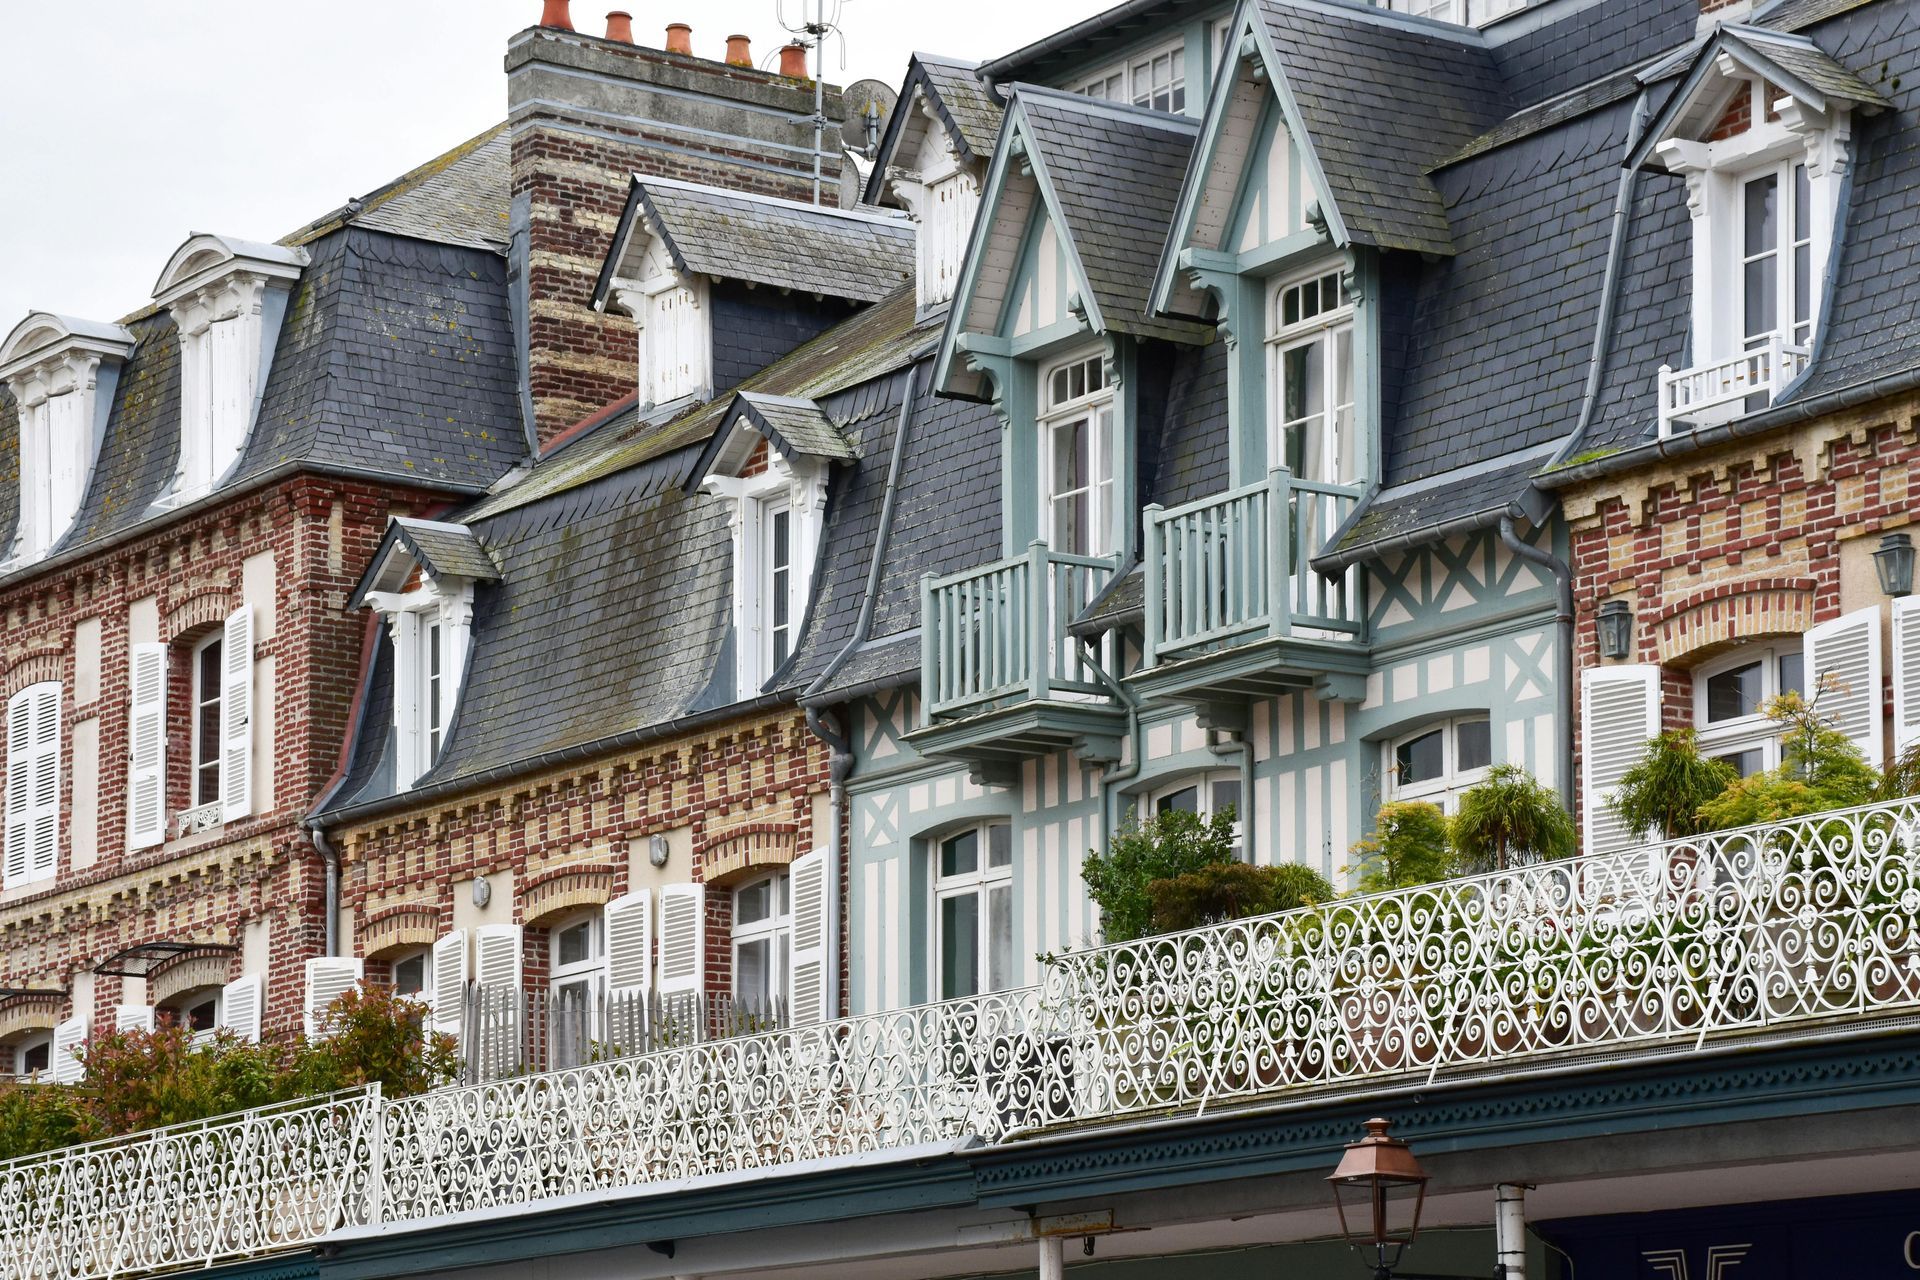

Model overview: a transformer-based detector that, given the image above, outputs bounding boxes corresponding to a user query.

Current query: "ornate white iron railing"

[0,1090,379,1280]
[1658,331,1810,436]
[4,798,1919,1278]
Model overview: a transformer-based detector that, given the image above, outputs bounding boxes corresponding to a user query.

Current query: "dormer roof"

[864,53,1004,206]
[0,314,135,382]
[152,233,309,306]
[348,517,500,610]
[687,393,856,492]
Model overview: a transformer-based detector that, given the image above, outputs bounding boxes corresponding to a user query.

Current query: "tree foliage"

[1082,806,1239,943]
[1348,801,1456,892]
[1608,729,1737,839]
[1146,860,1334,933]
[1450,765,1576,873]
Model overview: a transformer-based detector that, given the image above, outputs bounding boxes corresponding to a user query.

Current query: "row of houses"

[3,0,1920,1276]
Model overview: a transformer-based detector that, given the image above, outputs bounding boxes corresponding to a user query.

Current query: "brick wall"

[507,26,847,445]
[0,474,442,1039]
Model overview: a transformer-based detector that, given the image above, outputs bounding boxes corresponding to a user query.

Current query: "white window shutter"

[3,691,29,888]
[221,605,254,822]
[1891,597,1920,756]
[114,1005,155,1034]
[219,974,263,1043]
[430,929,469,1042]
[1581,664,1660,855]
[5,684,61,888]
[472,924,523,1079]
[1806,606,1885,768]
[787,848,836,1025]
[303,957,364,1039]
[48,1017,86,1084]
[128,643,169,849]
[473,924,523,991]
[657,883,706,997]
[604,890,654,997]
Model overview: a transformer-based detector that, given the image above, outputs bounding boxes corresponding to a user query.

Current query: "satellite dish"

[843,78,899,157]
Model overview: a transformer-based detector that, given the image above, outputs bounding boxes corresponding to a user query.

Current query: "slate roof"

[1257,0,1512,257]
[919,56,1005,158]
[597,178,915,308]
[733,395,858,464]
[285,125,511,252]
[1010,86,1212,344]
[395,519,500,582]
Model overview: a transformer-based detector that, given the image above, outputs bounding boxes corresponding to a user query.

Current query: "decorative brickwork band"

[148,954,236,1008]
[518,862,618,925]
[163,589,235,643]
[700,822,799,884]
[2,650,65,700]
[1653,580,1817,665]
[358,903,443,958]
[0,992,61,1041]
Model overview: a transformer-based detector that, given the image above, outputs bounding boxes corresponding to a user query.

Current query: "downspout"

[1502,514,1574,811]
[1078,639,1143,874]
[1495,1182,1530,1280]
[1208,731,1253,853]
[309,827,341,959]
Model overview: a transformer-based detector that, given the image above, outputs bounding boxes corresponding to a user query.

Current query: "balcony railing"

[920,542,1117,721]
[1142,468,1364,667]
[5,797,1920,1279]
[1658,331,1810,437]
[459,985,785,1083]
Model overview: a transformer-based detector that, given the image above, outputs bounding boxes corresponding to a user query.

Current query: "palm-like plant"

[1609,729,1736,839]
[1451,764,1576,873]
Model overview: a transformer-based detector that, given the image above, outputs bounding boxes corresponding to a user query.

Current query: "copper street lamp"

[1329,1117,1431,1279]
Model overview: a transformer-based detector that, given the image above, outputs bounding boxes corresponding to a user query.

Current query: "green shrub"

[289,985,458,1099]
[1698,691,1880,830]
[1609,729,1737,839]
[1878,740,1920,801]
[1349,801,1456,892]
[1451,765,1576,872]
[0,1084,94,1161]
[1146,860,1335,932]
[1083,806,1239,943]
[80,1024,296,1136]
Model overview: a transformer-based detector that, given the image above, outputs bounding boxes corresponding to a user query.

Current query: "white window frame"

[365,579,474,790]
[189,631,225,810]
[1267,264,1357,487]
[731,871,791,1014]
[1074,35,1187,113]
[1144,770,1246,861]
[391,947,432,1002]
[1385,715,1494,813]
[550,912,607,1043]
[1693,641,1805,777]
[708,458,828,701]
[1735,159,1814,352]
[10,1030,52,1080]
[1380,0,1527,26]
[933,822,1014,1001]
[165,986,223,1044]
[1038,350,1117,560]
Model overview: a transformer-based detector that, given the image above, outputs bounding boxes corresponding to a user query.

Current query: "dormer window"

[1039,352,1116,559]
[0,314,134,568]
[1641,28,1889,436]
[1268,267,1356,486]
[350,519,498,791]
[150,234,307,506]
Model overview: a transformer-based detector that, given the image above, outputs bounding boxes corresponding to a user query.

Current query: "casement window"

[1386,716,1493,814]
[1075,38,1185,113]
[162,977,263,1043]
[190,633,224,809]
[1039,352,1117,560]
[367,584,473,791]
[127,606,254,849]
[732,872,790,1015]
[391,948,432,1000]
[1147,771,1245,860]
[551,913,607,1042]
[421,613,447,766]
[728,470,824,698]
[1739,163,1814,353]
[1268,268,1357,488]
[4,682,61,889]
[10,1031,52,1080]
[935,823,1013,1001]
[1694,643,1804,777]
[761,499,795,675]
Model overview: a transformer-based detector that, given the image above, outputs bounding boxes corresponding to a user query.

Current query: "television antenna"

[776,0,849,204]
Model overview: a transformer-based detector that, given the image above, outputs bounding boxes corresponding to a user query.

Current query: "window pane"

[1155,785,1200,815]
[1778,651,1804,698]
[1456,719,1492,772]
[1210,778,1241,818]
[771,509,790,567]
[394,953,427,997]
[1395,729,1445,786]
[557,920,595,967]
[735,937,770,1003]
[1715,748,1766,779]
[184,998,216,1033]
[1743,174,1777,256]
[940,892,980,999]
[21,1041,49,1074]
[1793,164,1809,242]
[987,823,1012,869]
[736,878,771,924]
[1705,661,1764,722]
[1743,175,1778,341]
[940,828,978,878]
[987,885,1013,992]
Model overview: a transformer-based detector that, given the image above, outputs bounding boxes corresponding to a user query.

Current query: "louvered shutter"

[219,974,263,1043]
[430,929,469,1042]
[1891,597,1920,756]
[1581,664,1660,855]
[114,1005,155,1034]
[473,925,523,1079]
[657,883,705,997]
[303,957,363,1039]
[787,849,835,1025]
[127,643,168,848]
[604,890,653,997]
[48,1017,86,1084]
[1806,606,1885,768]
[5,684,60,887]
[221,605,254,822]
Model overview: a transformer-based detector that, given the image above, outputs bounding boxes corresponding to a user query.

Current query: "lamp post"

[1328,1118,1430,1280]
[1873,532,1915,598]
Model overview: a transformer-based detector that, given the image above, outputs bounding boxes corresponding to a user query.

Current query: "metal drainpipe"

[1495,1182,1529,1280]
[1500,514,1574,811]
[1079,639,1143,864]
[308,826,341,958]
[1207,729,1253,851]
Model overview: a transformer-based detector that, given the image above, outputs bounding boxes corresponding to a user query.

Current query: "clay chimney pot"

[779,41,809,79]
[725,34,752,67]
[665,22,693,55]
[605,10,633,42]
[539,0,574,31]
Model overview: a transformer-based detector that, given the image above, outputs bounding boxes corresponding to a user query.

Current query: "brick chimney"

[507,16,847,446]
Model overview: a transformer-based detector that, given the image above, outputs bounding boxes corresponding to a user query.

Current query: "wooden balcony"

[1658,331,1810,437]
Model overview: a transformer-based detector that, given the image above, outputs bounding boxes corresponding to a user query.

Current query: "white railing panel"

[1659,333,1810,436]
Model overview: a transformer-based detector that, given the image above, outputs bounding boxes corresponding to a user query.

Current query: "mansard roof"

[286,124,512,252]
[593,178,915,310]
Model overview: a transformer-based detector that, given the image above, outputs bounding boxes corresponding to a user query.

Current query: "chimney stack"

[665,22,692,55]
[779,42,809,79]
[604,10,633,42]
[725,34,752,67]
[538,0,573,31]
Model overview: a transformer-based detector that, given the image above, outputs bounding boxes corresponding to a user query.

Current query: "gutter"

[1312,498,1518,576]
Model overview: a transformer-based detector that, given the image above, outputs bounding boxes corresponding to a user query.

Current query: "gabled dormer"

[150,233,308,507]
[688,393,854,700]
[0,313,135,568]
[1636,26,1890,436]
[594,178,914,413]
[867,55,1003,314]
[349,519,500,791]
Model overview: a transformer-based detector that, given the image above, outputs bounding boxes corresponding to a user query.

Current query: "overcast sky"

[0,0,1110,328]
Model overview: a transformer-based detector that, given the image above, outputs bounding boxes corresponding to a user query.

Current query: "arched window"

[1386,715,1493,813]
[1144,770,1244,860]
[8,1030,52,1080]
[550,912,606,1042]
[390,947,432,1000]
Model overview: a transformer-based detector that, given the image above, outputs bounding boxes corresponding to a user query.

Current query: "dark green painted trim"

[203,1253,320,1280]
